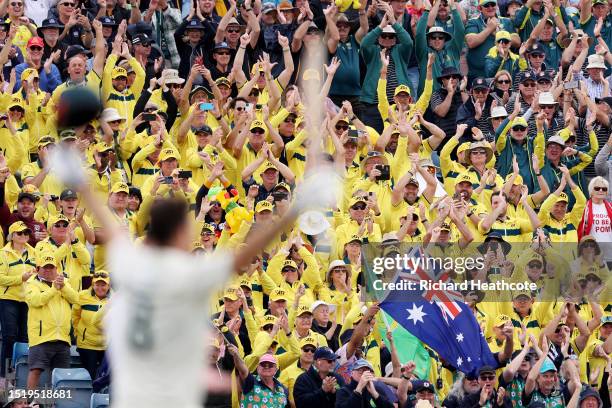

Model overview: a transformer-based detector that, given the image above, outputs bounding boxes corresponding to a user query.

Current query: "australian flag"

[379,247,497,375]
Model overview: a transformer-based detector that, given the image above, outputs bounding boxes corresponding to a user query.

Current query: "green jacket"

[359,23,414,104]
[415,9,465,95]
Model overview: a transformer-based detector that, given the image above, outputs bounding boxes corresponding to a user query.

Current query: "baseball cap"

[394,84,411,96]
[132,33,153,45]
[299,336,317,348]
[518,71,536,83]
[36,253,57,267]
[259,353,278,365]
[540,358,557,373]
[38,136,55,148]
[158,148,179,162]
[93,270,110,284]
[555,192,569,203]
[112,66,128,79]
[595,96,612,108]
[60,189,77,200]
[65,44,91,60]
[495,30,511,42]
[223,286,240,301]
[192,124,213,135]
[22,67,39,82]
[200,223,215,235]
[27,37,44,48]
[262,2,277,13]
[479,365,496,375]
[49,213,69,226]
[494,314,511,327]
[59,129,77,141]
[111,182,129,194]
[471,77,489,90]
[250,120,266,132]
[270,288,289,302]
[413,380,435,392]
[9,221,30,235]
[255,200,273,213]
[511,117,528,129]
[546,135,565,147]
[95,142,114,153]
[260,314,277,329]
[282,259,298,270]
[18,184,39,202]
[527,43,546,55]
[213,42,231,52]
[352,359,374,371]
[313,347,338,360]
[296,305,312,317]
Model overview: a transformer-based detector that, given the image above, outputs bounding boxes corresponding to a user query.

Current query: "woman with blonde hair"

[579,176,612,267]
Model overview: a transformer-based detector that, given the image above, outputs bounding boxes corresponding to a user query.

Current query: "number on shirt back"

[127,290,154,351]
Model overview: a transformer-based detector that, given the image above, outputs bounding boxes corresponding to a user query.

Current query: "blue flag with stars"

[379,298,497,375]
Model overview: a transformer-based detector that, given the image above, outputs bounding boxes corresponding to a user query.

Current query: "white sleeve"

[187,250,234,295]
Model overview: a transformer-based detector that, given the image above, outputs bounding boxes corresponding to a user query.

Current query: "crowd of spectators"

[0,0,611,405]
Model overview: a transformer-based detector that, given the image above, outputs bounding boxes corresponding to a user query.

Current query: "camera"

[161,176,174,184]
[375,164,390,181]
[178,170,192,179]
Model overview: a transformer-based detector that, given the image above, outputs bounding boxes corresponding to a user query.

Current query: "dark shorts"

[28,341,71,371]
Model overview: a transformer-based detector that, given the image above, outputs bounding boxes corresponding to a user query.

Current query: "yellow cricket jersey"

[72,289,108,350]
[25,275,79,347]
[101,55,146,127]
[538,188,586,243]
[0,243,36,302]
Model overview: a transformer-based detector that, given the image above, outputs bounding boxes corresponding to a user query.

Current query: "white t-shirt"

[106,236,233,408]
[590,203,612,261]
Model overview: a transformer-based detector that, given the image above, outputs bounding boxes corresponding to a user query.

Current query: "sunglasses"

[259,362,276,368]
[9,107,24,112]
[140,43,152,47]
[227,28,241,33]
[144,107,157,113]
[430,35,446,40]
[473,88,488,94]
[14,230,30,236]
[250,89,260,96]
[235,106,246,111]
[284,117,296,123]
[351,204,367,210]
[306,29,320,35]
[168,83,182,89]
[479,375,495,381]
[498,39,510,44]
[530,53,545,58]
[471,149,487,155]
[587,275,601,282]
[512,125,527,131]
[522,81,536,87]
[527,262,542,268]
[251,129,265,135]
[335,124,349,131]
[54,222,69,228]
[302,346,316,353]
[215,51,231,56]
[60,1,74,5]
[381,34,396,40]
[10,1,22,5]
[29,46,43,51]
[497,79,511,84]
[594,186,608,192]
[109,119,122,124]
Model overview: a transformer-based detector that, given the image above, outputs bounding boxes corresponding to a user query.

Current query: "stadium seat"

[52,368,92,408]
[70,346,83,368]
[90,393,110,408]
[13,342,29,388]
[11,342,28,368]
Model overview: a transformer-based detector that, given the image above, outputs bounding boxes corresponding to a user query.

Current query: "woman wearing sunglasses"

[484,31,521,79]
[578,176,612,268]
[491,70,514,106]
[0,221,36,378]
